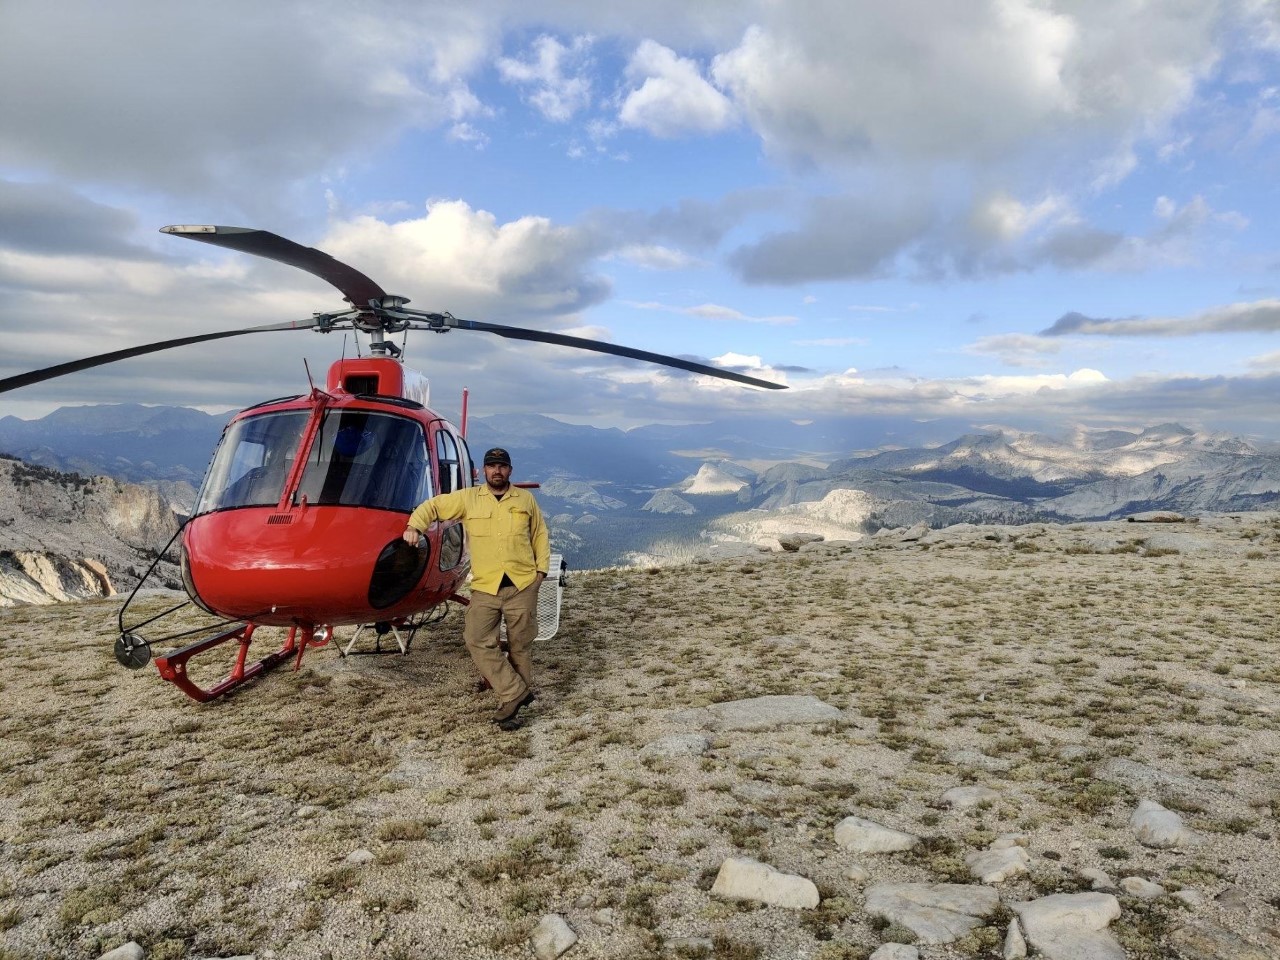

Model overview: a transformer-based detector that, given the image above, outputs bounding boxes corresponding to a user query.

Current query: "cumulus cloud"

[619,40,736,137]
[706,1,1218,169]
[318,200,611,319]
[1041,300,1280,337]
[497,34,594,121]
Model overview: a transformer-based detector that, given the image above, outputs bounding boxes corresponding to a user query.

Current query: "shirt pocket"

[468,501,494,535]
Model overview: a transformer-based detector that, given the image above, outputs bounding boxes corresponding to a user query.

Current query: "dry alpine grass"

[1,515,1279,959]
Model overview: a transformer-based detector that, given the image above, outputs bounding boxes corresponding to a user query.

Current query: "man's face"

[484,461,512,491]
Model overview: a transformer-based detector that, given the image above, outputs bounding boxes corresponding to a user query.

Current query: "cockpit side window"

[435,427,461,494]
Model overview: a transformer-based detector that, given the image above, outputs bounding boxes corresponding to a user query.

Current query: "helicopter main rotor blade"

[453,318,786,390]
[162,225,388,309]
[0,319,323,395]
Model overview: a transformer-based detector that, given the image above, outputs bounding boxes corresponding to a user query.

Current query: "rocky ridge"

[0,456,181,606]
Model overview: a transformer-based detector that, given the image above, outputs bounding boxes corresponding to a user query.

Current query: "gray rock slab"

[966,846,1030,883]
[863,882,999,944]
[1010,893,1123,960]
[1101,757,1203,795]
[711,856,820,909]
[640,733,711,759]
[1166,920,1280,960]
[703,694,843,730]
[869,945,919,960]
[834,816,920,854]
[946,749,1014,773]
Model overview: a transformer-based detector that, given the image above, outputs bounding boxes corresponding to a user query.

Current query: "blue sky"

[3,1,1280,446]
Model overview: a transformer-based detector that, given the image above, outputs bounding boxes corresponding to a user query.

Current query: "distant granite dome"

[681,463,751,495]
[642,490,697,515]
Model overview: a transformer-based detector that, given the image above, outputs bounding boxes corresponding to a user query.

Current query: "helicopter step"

[154,622,332,703]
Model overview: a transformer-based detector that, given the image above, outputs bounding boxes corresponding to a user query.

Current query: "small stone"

[834,816,920,854]
[844,863,872,883]
[531,914,578,960]
[1130,799,1194,849]
[1215,885,1249,909]
[592,907,617,927]
[295,804,324,819]
[940,785,1000,810]
[98,944,145,960]
[1118,876,1165,899]
[1079,867,1115,891]
[1004,918,1027,959]
[1174,889,1205,909]
[572,893,594,909]
[966,846,1030,883]
[345,848,375,865]
[991,833,1028,850]
[664,937,715,955]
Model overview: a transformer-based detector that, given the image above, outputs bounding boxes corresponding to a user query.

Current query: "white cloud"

[1042,299,1280,337]
[973,192,1071,243]
[497,34,594,122]
[612,244,702,270]
[619,40,736,137]
[627,299,796,325]
[964,333,1064,368]
[319,201,610,318]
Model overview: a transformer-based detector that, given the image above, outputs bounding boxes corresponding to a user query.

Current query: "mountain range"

[4,404,1280,574]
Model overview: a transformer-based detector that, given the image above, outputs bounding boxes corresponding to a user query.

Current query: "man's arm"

[528,495,551,581]
[403,490,466,544]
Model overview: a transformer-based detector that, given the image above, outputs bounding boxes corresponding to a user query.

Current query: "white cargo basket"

[534,553,566,641]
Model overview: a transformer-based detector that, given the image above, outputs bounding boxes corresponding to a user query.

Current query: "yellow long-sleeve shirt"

[407,484,549,594]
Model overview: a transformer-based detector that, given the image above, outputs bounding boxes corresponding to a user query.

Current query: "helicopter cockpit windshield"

[195,408,431,516]
[196,411,309,514]
[295,410,429,511]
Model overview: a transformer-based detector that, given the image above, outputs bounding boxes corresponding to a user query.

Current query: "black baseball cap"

[483,447,512,466]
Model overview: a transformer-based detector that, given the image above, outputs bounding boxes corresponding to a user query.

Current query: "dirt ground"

[1,516,1278,959]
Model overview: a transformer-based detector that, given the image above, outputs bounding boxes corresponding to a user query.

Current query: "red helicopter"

[0,225,785,702]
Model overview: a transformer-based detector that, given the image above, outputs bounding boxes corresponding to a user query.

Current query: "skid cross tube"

[154,622,331,703]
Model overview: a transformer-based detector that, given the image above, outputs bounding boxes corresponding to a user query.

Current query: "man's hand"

[402,527,421,546]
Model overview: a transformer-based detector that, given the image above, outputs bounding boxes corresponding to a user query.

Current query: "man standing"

[403,447,549,728]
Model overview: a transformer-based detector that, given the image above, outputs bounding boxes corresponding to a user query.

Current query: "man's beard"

[487,477,510,493]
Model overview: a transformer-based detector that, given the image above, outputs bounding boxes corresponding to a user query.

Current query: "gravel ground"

[1,514,1278,959]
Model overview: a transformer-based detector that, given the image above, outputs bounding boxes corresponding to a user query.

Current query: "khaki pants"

[463,581,538,704]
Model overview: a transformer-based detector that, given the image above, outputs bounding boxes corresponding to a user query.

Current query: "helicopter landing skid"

[154,622,332,703]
